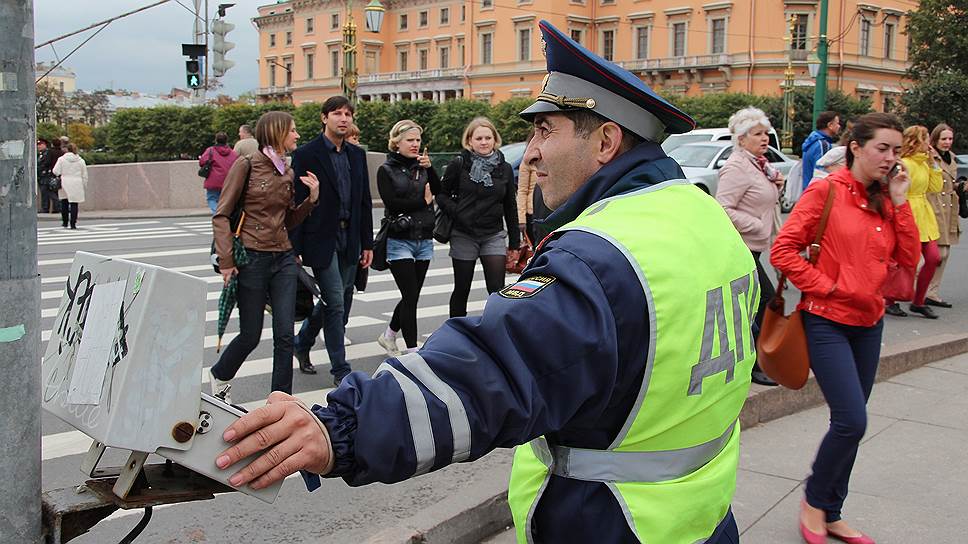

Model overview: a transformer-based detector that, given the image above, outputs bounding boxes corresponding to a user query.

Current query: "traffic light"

[212,19,235,77]
[186,59,201,89]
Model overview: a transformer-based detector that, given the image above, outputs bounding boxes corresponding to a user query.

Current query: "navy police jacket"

[312,142,690,542]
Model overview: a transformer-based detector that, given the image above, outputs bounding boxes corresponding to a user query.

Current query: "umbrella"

[215,236,250,353]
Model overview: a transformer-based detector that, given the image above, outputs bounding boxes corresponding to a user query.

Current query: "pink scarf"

[741,148,781,183]
[262,146,286,175]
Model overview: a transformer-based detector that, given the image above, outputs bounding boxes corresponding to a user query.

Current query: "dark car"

[956,154,968,182]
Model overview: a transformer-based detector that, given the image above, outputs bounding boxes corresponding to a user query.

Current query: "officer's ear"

[593,121,625,165]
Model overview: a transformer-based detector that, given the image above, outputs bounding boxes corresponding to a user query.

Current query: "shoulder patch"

[498,274,557,299]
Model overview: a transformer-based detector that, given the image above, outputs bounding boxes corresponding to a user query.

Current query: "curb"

[368,332,968,544]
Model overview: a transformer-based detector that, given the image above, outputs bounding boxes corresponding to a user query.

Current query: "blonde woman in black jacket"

[375,120,441,355]
[437,117,520,318]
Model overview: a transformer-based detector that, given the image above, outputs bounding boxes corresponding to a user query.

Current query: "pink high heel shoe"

[799,500,827,544]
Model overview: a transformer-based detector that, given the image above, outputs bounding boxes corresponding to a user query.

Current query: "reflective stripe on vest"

[507,180,756,544]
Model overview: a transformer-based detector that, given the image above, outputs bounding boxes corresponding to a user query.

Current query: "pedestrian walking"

[885,125,944,318]
[924,123,961,308]
[36,138,59,214]
[42,138,64,213]
[771,113,921,544]
[375,120,441,355]
[209,111,319,400]
[234,124,259,158]
[289,96,373,386]
[716,106,784,386]
[51,143,88,229]
[216,21,755,544]
[801,111,841,190]
[200,132,240,214]
[437,117,520,317]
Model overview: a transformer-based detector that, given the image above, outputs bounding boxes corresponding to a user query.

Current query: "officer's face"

[525,113,599,210]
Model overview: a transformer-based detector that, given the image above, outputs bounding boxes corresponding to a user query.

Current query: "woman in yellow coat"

[886,125,943,319]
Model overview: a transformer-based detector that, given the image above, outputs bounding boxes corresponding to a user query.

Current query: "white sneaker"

[377,333,401,356]
[209,368,232,405]
[344,335,353,346]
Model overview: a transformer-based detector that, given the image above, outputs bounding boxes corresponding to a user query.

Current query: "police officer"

[216,21,755,544]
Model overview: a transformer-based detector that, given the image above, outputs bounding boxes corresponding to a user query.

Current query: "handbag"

[506,234,534,274]
[370,218,390,272]
[957,181,968,219]
[266,267,321,322]
[211,158,252,273]
[198,149,214,178]
[433,156,462,244]
[757,179,836,390]
[46,175,62,192]
[881,261,915,302]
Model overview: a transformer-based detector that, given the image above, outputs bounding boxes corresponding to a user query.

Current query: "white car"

[662,127,780,154]
[667,141,797,196]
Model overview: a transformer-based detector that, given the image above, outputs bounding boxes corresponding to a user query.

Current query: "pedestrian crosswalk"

[38,217,512,465]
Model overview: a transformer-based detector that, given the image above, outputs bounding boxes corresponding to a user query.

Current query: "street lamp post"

[811,0,830,128]
[342,0,385,103]
[780,16,797,155]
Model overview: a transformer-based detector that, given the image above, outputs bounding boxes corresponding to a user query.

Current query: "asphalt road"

[36,211,967,543]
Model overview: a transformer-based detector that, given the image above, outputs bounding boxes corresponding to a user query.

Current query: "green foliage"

[91,125,110,150]
[67,123,94,150]
[108,109,146,156]
[906,1,968,80]
[900,70,968,153]
[670,92,774,130]
[491,97,535,144]
[212,103,259,143]
[355,101,395,151]
[36,81,67,125]
[36,122,62,143]
[426,100,492,152]
[387,100,440,149]
[79,151,137,165]
[72,90,111,126]
[293,102,323,138]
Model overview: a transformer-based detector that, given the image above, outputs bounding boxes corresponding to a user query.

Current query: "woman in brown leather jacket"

[210,111,319,400]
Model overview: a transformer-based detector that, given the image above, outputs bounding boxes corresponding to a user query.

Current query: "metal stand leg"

[112,452,149,499]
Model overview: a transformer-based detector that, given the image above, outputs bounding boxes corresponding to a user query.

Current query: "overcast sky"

[34,0,264,96]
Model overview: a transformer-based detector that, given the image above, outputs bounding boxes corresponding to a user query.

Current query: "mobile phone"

[886,162,901,182]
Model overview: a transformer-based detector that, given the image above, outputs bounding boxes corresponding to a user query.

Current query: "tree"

[293,102,323,139]
[72,90,111,126]
[900,70,968,153]
[491,97,534,144]
[36,81,67,125]
[355,100,394,151]
[905,1,968,80]
[36,122,61,144]
[67,123,94,150]
[212,103,258,143]
[108,108,146,156]
[427,99,492,151]
[388,100,440,149]
[761,88,871,152]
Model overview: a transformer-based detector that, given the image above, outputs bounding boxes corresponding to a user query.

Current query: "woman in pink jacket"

[199,131,240,214]
[716,106,784,386]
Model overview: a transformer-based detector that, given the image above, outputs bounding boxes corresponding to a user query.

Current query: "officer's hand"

[216,391,334,490]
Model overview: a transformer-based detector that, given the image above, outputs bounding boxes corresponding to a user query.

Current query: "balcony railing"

[358,67,465,84]
[617,53,734,71]
[256,86,292,96]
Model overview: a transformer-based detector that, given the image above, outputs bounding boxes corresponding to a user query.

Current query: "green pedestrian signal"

[186,59,201,89]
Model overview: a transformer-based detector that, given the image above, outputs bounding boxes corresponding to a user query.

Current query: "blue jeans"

[206,189,221,214]
[294,248,358,379]
[211,250,298,394]
[802,312,884,523]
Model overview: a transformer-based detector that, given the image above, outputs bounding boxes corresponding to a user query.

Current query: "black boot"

[885,303,908,317]
[908,304,938,319]
[751,363,778,386]
[295,350,317,374]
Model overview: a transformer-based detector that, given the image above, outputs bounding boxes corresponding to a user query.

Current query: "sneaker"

[884,303,908,317]
[209,368,232,405]
[377,332,401,356]
[908,304,939,319]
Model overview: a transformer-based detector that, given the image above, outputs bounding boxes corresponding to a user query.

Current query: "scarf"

[940,150,952,165]
[469,151,501,187]
[262,146,287,175]
[741,148,781,182]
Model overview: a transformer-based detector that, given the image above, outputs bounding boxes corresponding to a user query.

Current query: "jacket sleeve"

[891,202,922,268]
[81,161,88,187]
[770,180,837,296]
[516,163,531,224]
[715,162,763,235]
[311,240,630,486]
[377,165,430,214]
[212,157,250,270]
[503,163,521,249]
[288,149,309,256]
[198,148,209,166]
[285,168,316,230]
[435,158,460,217]
[927,165,943,194]
[359,150,373,251]
[52,156,63,177]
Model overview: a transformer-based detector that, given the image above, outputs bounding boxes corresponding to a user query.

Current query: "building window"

[711,18,726,54]
[883,93,896,112]
[461,4,466,22]
[419,10,428,27]
[570,29,583,44]
[440,46,450,68]
[331,50,339,77]
[399,50,409,71]
[306,53,314,79]
[635,26,649,59]
[268,63,276,87]
[306,17,314,33]
[269,33,276,47]
[481,32,493,64]
[440,7,449,25]
[457,39,465,66]
[399,13,408,30]
[285,61,293,86]
[331,13,340,29]
[286,31,292,46]
[884,22,895,59]
[365,50,378,72]
[860,18,871,56]
[791,13,808,50]
[482,0,493,8]
[672,22,686,57]
[419,48,429,70]
[601,29,615,61]
[519,27,531,61]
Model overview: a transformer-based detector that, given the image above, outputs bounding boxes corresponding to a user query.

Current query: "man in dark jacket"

[218,22,750,543]
[289,96,373,384]
[801,111,841,189]
[37,138,61,213]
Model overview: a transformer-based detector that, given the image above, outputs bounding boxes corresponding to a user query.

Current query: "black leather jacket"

[436,149,520,249]
[376,152,441,240]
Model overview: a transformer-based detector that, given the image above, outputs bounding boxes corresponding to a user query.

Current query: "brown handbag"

[757,180,836,389]
[506,233,534,274]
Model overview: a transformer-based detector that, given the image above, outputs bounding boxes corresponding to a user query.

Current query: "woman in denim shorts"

[375,120,441,354]
[436,117,521,318]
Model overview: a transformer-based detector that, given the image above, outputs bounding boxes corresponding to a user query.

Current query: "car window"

[764,149,783,163]
[768,133,779,149]
[668,145,725,168]
[500,143,526,167]
[661,134,716,153]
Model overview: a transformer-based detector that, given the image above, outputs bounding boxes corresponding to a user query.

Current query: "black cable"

[36,22,111,84]
[118,506,153,544]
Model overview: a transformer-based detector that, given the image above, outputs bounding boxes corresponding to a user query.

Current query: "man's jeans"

[295,247,358,379]
[206,189,221,214]
[211,250,298,394]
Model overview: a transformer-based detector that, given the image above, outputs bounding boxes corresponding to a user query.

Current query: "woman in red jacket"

[771,113,920,544]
